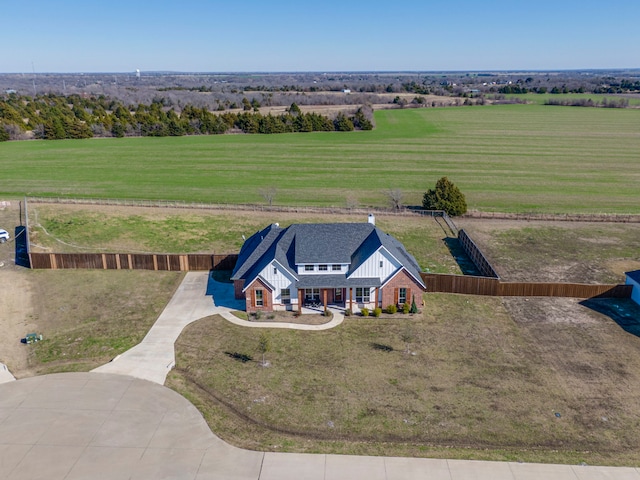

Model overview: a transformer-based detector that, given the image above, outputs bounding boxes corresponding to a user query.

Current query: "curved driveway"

[2,272,639,479]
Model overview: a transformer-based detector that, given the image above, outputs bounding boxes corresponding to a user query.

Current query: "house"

[626,270,640,306]
[231,216,426,313]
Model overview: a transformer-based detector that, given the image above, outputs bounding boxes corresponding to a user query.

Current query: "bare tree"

[400,324,415,355]
[258,332,271,367]
[345,196,358,209]
[259,187,277,206]
[386,188,403,210]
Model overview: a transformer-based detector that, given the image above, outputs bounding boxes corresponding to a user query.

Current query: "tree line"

[0,93,373,142]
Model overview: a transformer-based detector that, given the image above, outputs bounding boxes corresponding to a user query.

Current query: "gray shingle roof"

[231,222,425,289]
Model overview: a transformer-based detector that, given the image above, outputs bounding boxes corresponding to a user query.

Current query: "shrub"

[373,307,382,317]
[402,302,410,314]
[386,304,397,314]
[344,308,352,317]
[254,310,262,320]
[361,307,370,317]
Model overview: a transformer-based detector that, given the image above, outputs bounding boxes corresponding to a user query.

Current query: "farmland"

[1,104,639,214]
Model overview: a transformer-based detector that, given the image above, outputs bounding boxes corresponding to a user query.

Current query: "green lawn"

[1,104,639,213]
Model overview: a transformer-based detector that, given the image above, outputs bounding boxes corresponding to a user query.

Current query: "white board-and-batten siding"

[349,248,400,281]
[257,261,297,304]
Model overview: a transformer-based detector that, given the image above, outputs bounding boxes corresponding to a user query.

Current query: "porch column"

[298,289,304,314]
[349,287,353,311]
[322,288,328,314]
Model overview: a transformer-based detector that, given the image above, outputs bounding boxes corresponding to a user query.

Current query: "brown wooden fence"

[458,229,499,278]
[29,253,238,271]
[420,273,632,299]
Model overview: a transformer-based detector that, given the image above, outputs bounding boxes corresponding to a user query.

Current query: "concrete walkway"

[4,271,638,479]
[1,372,639,480]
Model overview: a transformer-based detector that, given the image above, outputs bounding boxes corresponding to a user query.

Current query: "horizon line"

[1,68,640,76]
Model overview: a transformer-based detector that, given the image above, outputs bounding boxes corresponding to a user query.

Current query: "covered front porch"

[295,277,381,314]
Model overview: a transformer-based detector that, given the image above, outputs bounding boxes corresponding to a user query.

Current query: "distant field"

[1,104,639,213]
[505,93,640,106]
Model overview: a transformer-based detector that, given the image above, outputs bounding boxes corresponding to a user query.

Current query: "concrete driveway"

[3,372,639,480]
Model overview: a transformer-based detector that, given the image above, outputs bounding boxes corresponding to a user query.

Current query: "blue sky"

[2,0,638,73]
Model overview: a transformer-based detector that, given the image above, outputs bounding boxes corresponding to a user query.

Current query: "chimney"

[368,214,375,226]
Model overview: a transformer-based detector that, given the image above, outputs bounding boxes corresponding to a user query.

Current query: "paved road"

[3,271,639,479]
[2,372,639,480]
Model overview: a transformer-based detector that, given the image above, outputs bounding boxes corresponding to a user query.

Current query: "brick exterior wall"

[234,279,245,299]
[245,278,273,313]
[380,269,425,309]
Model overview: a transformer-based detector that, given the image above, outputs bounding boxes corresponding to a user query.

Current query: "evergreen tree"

[333,113,354,132]
[422,176,467,216]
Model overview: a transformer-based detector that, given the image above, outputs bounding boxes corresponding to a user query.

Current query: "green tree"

[422,176,467,216]
[333,113,354,132]
[111,122,125,138]
[410,295,418,314]
[288,102,302,115]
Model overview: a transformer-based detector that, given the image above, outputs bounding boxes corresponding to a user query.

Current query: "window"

[355,287,370,303]
[399,287,407,304]
[304,265,314,272]
[379,260,383,268]
[335,288,343,302]
[255,289,263,307]
[319,264,328,271]
[332,264,341,271]
[273,266,278,275]
[305,288,320,302]
[281,289,290,304]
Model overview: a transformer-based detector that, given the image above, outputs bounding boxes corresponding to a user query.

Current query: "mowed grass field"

[1,104,639,213]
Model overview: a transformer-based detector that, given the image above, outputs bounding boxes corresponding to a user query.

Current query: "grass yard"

[458,219,640,284]
[168,292,640,466]
[27,203,462,274]
[1,104,639,214]
[25,269,183,375]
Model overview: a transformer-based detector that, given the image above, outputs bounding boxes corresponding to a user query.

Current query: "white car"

[0,229,9,243]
